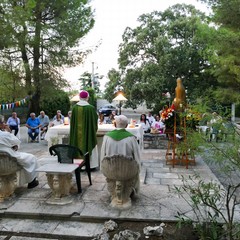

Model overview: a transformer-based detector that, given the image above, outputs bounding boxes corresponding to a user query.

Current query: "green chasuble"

[106,129,134,141]
[69,103,98,157]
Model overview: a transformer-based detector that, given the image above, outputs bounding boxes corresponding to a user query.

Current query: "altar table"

[45,124,144,164]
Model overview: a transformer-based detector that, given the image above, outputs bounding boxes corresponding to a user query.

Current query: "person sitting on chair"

[138,113,151,133]
[101,114,141,196]
[25,112,41,142]
[53,110,64,121]
[0,118,39,188]
[38,110,50,140]
[6,112,20,136]
[49,114,64,127]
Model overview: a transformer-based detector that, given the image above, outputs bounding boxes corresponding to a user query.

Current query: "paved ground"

[0,127,240,239]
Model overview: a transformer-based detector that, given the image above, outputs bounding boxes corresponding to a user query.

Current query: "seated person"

[147,111,155,126]
[38,110,50,140]
[26,112,41,142]
[53,110,64,121]
[138,113,151,133]
[151,115,165,134]
[98,113,106,125]
[0,118,39,188]
[49,114,64,127]
[6,112,20,136]
[101,115,141,196]
[106,112,115,124]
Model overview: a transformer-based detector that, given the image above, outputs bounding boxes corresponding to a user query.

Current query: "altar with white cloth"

[45,124,144,166]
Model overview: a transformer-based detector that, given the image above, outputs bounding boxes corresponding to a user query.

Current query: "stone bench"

[143,133,168,149]
[101,154,140,209]
[0,152,22,202]
[36,163,78,205]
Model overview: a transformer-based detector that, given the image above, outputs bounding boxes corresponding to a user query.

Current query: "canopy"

[113,93,127,101]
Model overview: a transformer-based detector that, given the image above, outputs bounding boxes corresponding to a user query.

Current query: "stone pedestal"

[36,163,78,205]
[0,173,18,202]
[101,155,140,209]
[0,152,20,202]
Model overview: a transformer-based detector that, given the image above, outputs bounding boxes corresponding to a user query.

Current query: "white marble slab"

[36,163,78,174]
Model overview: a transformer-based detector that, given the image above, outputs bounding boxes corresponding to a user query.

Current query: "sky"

[63,0,209,91]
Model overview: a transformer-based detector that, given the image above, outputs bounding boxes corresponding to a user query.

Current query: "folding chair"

[49,144,92,193]
[27,127,40,143]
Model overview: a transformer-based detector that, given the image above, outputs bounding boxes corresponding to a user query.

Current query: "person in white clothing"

[146,112,155,126]
[101,115,141,195]
[151,115,166,134]
[0,119,39,188]
[49,114,64,127]
[138,113,151,133]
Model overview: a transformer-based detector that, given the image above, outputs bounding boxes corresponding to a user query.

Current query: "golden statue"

[172,78,186,111]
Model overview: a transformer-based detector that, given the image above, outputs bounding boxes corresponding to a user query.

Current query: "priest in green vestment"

[69,90,98,168]
[100,115,141,194]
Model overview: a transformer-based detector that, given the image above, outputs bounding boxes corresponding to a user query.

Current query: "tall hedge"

[40,90,70,119]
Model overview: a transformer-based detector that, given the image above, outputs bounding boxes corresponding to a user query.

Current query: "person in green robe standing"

[69,90,99,168]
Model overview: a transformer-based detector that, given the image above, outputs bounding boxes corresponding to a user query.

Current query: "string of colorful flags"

[0,96,30,110]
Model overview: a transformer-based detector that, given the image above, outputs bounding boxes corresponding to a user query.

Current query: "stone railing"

[143,133,168,149]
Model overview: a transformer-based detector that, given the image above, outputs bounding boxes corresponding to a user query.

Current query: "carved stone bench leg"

[0,173,18,202]
[46,173,73,205]
[106,178,134,209]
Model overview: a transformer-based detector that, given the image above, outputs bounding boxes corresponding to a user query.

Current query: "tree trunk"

[30,1,42,115]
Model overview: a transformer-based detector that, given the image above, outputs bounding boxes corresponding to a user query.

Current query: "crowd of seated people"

[137,111,166,134]
[97,111,117,125]
[1,109,73,143]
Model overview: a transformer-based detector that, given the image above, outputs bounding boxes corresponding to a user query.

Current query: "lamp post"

[113,91,127,115]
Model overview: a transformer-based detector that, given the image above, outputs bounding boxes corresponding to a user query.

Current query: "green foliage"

[175,174,240,240]
[113,4,218,108]
[0,0,94,113]
[85,88,97,109]
[40,90,70,118]
[103,69,122,103]
[199,0,240,104]
[174,110,240,239]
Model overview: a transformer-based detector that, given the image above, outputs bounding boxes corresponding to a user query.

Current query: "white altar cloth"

[45,124,144,149]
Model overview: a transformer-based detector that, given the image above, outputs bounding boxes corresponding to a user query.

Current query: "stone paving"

[0,128,239,239]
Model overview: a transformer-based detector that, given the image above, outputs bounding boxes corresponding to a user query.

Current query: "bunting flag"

[0,96,30,110]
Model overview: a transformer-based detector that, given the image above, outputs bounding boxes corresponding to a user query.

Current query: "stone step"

[0,218,103,239]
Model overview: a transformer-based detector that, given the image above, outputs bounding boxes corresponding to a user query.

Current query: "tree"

[79,72,93,89]
[114,4,218,109]
[103,68,122,103]
[78,71,101,93]
[199,0,240,104]
[0,0,94,114]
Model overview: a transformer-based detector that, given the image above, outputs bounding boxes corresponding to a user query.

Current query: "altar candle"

[64,117,69,125]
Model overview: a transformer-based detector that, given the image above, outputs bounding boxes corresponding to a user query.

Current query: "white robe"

[0,131,38,185]
[101,135,141,165]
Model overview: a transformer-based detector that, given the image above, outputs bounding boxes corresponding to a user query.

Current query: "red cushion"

[73,159,85,167]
